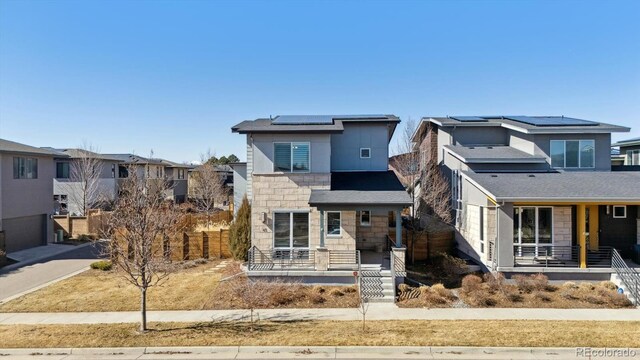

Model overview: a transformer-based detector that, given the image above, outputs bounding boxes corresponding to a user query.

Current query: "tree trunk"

[140,287,147,332]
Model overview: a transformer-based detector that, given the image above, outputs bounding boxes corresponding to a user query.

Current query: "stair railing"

[611,248,640,306]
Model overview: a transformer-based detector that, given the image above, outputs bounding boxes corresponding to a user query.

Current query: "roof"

[444,145,547,164]
[101,154,166,165]
[420,115,629,135]
[0,139,59,157]
[160,159,193,168]
[43,148,124,162]
[612,137,640,147]
[308,171,411,206]
[462,171,640,203]
[231,114,400,139]
[189,164,233,172]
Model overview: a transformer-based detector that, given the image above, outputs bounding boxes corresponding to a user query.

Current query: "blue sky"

[1,0,638,163]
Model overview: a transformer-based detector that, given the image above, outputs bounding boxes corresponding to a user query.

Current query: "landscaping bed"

[1,320,638,348]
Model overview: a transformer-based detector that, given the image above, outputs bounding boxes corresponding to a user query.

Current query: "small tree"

[356,274,370,332]
[229,195,251,260]
[65,144,105,216]
[102,164,185,332]
[190,151,227,228]
[419,162,453,224]
[231,277,272,331]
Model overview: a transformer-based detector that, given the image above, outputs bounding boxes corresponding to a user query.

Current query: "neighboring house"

[611,137,640,171]
[413,115,640,279]
[187,164,233,207]
[161,159,191,203]
[231,115,411,300]
[46,148,124,215]
[229,162,247,215]
[0,139,57,252]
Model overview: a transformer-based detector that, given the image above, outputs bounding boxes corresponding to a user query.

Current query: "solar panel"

[450,116,488,122]
[505,116,598,127]
[271,115,334,125]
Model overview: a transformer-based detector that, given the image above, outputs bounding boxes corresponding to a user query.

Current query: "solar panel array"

[504,116,599,127]
[449,116,488,122]
[271,114,388,125]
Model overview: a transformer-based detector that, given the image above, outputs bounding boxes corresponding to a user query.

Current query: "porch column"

[395,209,402,248]
[319,210,325,248]
[588,205,599,250]
[577,204,587,268]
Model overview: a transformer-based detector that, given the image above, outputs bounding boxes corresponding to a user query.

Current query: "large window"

[326,211,341,236]
[56,162,70,179]
[626,150,640,166]
[513,207,553,256]
[13,157,38,179]
[274,142,310,173]
[550,140,595,168]
[273,211,309,249]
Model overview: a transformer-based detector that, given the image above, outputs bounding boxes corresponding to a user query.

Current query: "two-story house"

[1,139,57,252]
[231,115,411,300]
[612,137,640,170]
[413,115,640,279]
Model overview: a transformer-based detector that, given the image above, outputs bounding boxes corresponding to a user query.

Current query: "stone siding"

[356,214,389,251]
[553,206,572,247]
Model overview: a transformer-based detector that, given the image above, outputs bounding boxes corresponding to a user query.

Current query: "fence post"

[219,228,223,258]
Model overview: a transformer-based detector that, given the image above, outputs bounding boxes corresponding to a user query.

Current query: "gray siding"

[246,136,253,202]
[532,133,612,171]
[232,164,247,215]
[330,123,389,171]
[252,133,331,174]
[451,127,508,146]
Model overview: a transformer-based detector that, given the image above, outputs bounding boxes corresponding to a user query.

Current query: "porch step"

[360,270,396,303]
[611,273,638,306]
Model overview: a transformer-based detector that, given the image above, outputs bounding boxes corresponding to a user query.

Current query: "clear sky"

[1,0,638,163]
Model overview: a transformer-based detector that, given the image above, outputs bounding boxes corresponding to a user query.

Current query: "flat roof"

[444,145,547,164]
[462,170,640,203]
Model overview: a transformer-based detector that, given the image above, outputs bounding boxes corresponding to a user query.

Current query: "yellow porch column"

[577,204,587,268]
[588,205,599,250]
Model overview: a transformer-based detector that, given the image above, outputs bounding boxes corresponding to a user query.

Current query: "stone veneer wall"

[251,173,356,252]
[553,206,572,247]
[355,214,389,251]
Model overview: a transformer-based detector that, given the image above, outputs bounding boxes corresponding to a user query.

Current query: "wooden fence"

[389,227,454,262]
[117,229,232,261]
[53,210,110,239]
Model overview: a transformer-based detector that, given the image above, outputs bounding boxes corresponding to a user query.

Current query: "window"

[613,205,626,218]
[513,207,553,256]
[156,166,161,178]
[326,211,341,236]
[119,165,129,178]
[111,164,116,178]
[13,157,38,179]
[360,210,371,226]
[360,148,371,158]
[479,206,484,253]
[178,169,185,179]
[274,142,310,173]
[273,211,309,249]
[451,169,462,225]
[550,140,595,168]
[626,150,640,166]
[56,162,70,179]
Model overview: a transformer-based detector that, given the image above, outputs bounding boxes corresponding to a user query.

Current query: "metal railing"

[586,246,613,268]
[612,248,640,306]
[513,245,580,267]
[247,246,315,270]
[328,250,360,270]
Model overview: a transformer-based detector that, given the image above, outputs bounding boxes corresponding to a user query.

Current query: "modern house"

[161,159,191,203]
[413,115,640,279]
[187,164,233,208]
[47,148,124,215]
[611,137,640,170]
[0,139,57,252]
[231,115,411,301]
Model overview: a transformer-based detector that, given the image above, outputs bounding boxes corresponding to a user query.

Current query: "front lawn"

[0,320,638,348]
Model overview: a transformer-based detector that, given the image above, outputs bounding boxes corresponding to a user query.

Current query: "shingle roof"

[444,145,547,164]
[0,139,59,157]
[44,148,125,162]
[231,114,400,134]
[463,171,640,202]
[308,171,411,206]
[612,137,640,147]
[101,154,166,165]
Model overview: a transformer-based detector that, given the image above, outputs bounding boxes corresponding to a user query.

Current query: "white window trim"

[550,139,595,169]
[272,210,311,250]
[626,149,640,166]
[613,205,627,219]
[360,210,371,226]
[359,147,371,159]
[273,142,311,173]
[513,206,554,253]
[325,211,342,237]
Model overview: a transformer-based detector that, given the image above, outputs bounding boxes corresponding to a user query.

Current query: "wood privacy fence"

[184,211,233,229]
[53,210,110,239]
[389,227,454,262]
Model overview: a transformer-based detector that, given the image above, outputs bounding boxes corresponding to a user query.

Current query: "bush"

[534,291,552,302]
[531,273,550,291]
[598,281,618,291]
[329,288,344,297]
[342,286,357,294]
[90,260,112,271]
[461,274,483,294]
[310,293,326,304]
[313,285,326,294]
[469,292,497,307]
[584,295,605,305]
[507,293,524,302]
[229,195,251,261]
[483,272,506,293]
[608,293,633,308]
[431,283,456,300]
[398,283,412,293]
[431,253,468,278]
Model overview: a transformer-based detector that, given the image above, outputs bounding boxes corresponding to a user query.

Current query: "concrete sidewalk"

[1,346,638,359]
[1,305,639,324]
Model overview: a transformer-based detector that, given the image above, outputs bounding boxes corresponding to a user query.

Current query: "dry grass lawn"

[0,320,639,348]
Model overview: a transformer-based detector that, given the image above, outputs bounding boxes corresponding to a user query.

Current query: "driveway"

[0,244,102,303]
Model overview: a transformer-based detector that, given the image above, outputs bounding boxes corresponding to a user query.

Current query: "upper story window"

[13,157,38,179]
[360,148,371,158]
[550,140,595,169]
[274,142,310,173]
[178,169,185,179]
[626,150,640,166]
[56,162,70,179]
[111,164,116,178]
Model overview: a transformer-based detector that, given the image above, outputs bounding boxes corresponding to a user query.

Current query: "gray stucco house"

[231,115,411,301]
[413,115,640,279]
[0,139,57,252]
[612,137,640,170]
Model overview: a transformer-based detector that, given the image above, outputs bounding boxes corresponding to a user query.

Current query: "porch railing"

[586,246,613,268]
[513,245,580,268]
[247,246,315,270]
[328,250,360,270]
[612,248,640,306]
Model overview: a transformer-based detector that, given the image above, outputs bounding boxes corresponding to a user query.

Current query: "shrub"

[431,283,456,300]
[90,260,112,271]
[608,293,633,308]
[469,292,497,307]
[513,275,534,293]
[329,288,344,297]
[561,290,578,300]
[578,282,596,292]
[562,281,578,289]
[398,283,412,293]
[310,293,326,304]
[269,285,303,305]
[584,295,605,305]
[431,253,468,278]
[507,293,524,302]
[531,273,550,291]
[483,273,506,293]
[461,274,483,294]
[342,286,357,294]
[534,291,552,302]
[229,195,251,261]
[313,286,326,294]
[598,281,618,291]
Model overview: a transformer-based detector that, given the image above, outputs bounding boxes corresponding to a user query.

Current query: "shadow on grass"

[151,319,313,335]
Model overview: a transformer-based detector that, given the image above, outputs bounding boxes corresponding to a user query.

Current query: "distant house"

[0,139,58,252]
[413,115,640,279]
[187,164,233,208]
[612,137,640,170]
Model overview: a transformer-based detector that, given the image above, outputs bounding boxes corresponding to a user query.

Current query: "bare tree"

[64,143,105,216]
[419,162,453,224]
[356,275,370,332]
[231,277,272,331]
[102,164,186,332]
[190,150,228,228]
